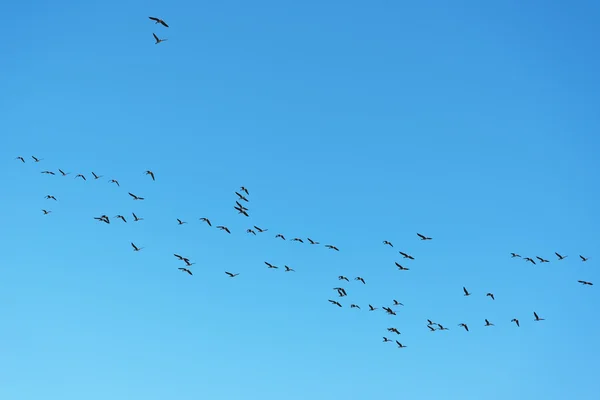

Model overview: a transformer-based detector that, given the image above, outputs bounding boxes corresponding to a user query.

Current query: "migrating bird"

[15,156,25,163]
[486,292,495,300]
[264,262,278,269]
[225,272,240,278]
[44,195,57,201]
[109,179,120,186]
[284,265,295,272]
[511,253,521,258]
[387,327,401,335]
[325,245,339,251]
[216,226,231,234]
[253,226,267,233]
[578,280,593,286]
[91,172,102,180]
[178,268,193,276]
[234,206,249,217]
[417,233,432,240]
[75,174,86,181]
[524,257,536,265]
[484,319,494,326]
[533,312,545,321]
[437,324,449,331]
[235,191,249,202]
[199,217,212,226]
[511,318,520,327]
[399,251,414,260]
[153,33,168,44]
[355,277,366,284]
[58,169,70,176]
[240,186,249,195]
[383,307,396,316]
[129,192,144,200]
[392,300,404,306]
[246,229,256,235]
[328,300,342,307]
[41,209,51,215]
[307,238,320,245]
[395,341,407,349]
[383,240,393,247]
[32,156,42,162]
[132,212,143,222]
[536,256,550,263]
[176,219,187,225]
[334,288,347,297]
[115,215,127,222]
[555,252,568,260]
[369,305,378,311]
[41,170,55,175]
[395,262,409,271]
[350,304,360,309]
[580,255,589,262]
[458,323,469,332]
[383,337,392,342]
[149,16,169,27]
[463,287,471,296]
[145,170,155,181]
[94,215,110,224]
[427,325,436,332]
[275,234,286,240]
[131,242,144,252]
[338,276,349,282]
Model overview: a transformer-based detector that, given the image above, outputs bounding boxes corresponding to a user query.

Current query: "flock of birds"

[14,152,596,349]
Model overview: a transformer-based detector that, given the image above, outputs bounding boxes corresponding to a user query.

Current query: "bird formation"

[15,154,595,350]
[148,16,169,44]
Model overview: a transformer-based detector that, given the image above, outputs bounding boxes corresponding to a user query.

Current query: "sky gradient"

[2,1,600,399]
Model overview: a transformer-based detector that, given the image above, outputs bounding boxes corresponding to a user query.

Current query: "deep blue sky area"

[2,1,599,399]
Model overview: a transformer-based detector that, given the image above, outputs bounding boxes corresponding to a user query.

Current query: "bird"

[44,195,57,201]
[437,324,449,331]
[510,253,521,258]
[427,325,436,332]
[536,256,550,263]
[264,262,278,269]
[392,300,404,306]
[114,215,126,222]
[486,292,495,300]
[75,174,86,181]
[131,242,143,252]
[328,300,342,307]
[291,238,304,243]
[235,201,248,211]
[183,259,194,267]
[174,254,186,261]
[533,312,545,321]
[216,226,231,234]
[58,169,70,176]
[578,280,593,286]
[383,240,393,247]
[94,215,110,224]
[41,170,55,175]
[246,229,256,235]
[178,268,193,276]
[31,156,42,162]
[383,307,396,315]
[240,186,249,195]
[91,172,102,180]
[427,319,436,326]
[458,323,469,332]
[109,179,120,186]
[350,304,361,309]
[511,318,520,327]
[484,319,494,326]
[145,170,155,181]
[153,33,168,44]
[41,209,51,215]
[176,219,187,225]
[325,245,339,251]
[334,288,347,297]
[463,287,471,296]
[524,257,536,265]
[355,277,366,284]
[368,305,378,311]
[387,327,401,335]
[284,265,295,272]
[338,276,349,282]
[132,212,143,222]
[129,192,144,200]
[307,238,320,245]
[395,262,409,271]
[149,17,169,27]
[225,272,239,278]
[395,341,407,349]
[399,251,414,259]
[555,252,567,260]
[253,226,267,232]
[199,217,212,226]
[417,233,432,240]
[15,156,25,163]
[275,234,286,240]
[235,192,249,202]
[383,337,392,342]
[580,255,589,262]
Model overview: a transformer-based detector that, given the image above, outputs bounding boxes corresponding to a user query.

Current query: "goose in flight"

[109,179,119,186]
[437,324,449,331]
[427,325,436,332]
[486,292,495,300]
[149,17,169,27]
[399,251,414,260]
[129,192,144,200]
[392,300,404,306]
[458,323,469,332]
[395,262,409,271]
[555,252,567,260]
[234,206,249,217]
[44,195,57,201]
[275,234,286,240]
[176,219,187,225]
[235,191,249,202]
[387,327,401,335]
[246,229,256,235]
[307,238,320,245]
[338,276,349,282]
[334,288,347,297]
[216,226,231,234]
[58,169,70,176]
[427,319,436,326]
[284,265,295,272]
[153,33,168,44]
[484,319,494,326]
[383,337,392,342]
[328,300,342,307]
[350,304,361,309]
[131,242,144,252]
[115,215,127,222]
[580,255,589,262]
[291,238,304,243]
[42,209,52,215]
[264,262,278,269]
[15,156,25,162]
[325,245,339,251]
[578,280,593,286]
[225,272,239,278]
[355,277,365,284]
[253,225,267,232]
[383,240,393,247]
[536,256,550,263]
[524,257,536,265]
[395,341,407,349]
[75,174,86,181]
[240,186,249,195]
[383,307,396,316]
[417,233,432,240]
[511,318,520,327]
[31,156,42,162]
[511,253,521,258]
[463,287,471,296]
[368,305,378,311]
[94,215,110,224]
[178,268,192,276]
[533,312,545,321]
[145,170,155,181]
[41,170,55,175]
[91,172,102,180]
[132,212,143,222]
[199,217,212,226]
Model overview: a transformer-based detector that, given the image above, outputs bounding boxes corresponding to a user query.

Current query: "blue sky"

[2,0,599,399]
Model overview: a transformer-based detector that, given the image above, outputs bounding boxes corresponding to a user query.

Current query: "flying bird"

[44,195,57,201]
[240,186,249,195]
[176,219,187,225]
[458,323,469,331]
[484,319,494,326]
[178,268,193,276]
[216,226,231,234]
[91,172,102,180]
[555,252,567,260]
[437,324,449,331]
[275,234,286,240]
[264,262,278,269]
[253,226,267,232]
[307,238,320,245]
[511,318,520,327]
[235,191,249,202]
[536,256,549,263]
[246,229,256,235]
[350,304,361,309]
[383,337,392,342]
[328,300,342,307]
[15,156,25,163]
[291,238,304,243]
[417,233,432,240]
[355,277,366,284]
[114,215,127,222]
[129,192,144,200]
[31,156,42,162]
[395,262,409,271]
[41,171,55,175]
[225,272,239,278]
[369,305,378,311]
[94,215,110,224]
[580,255,589,262]
[392,300,404,306]
[42,209,51,215]
[578,280,593,286]
[334,288,347,297]
[338,276,349,282]
[383,240,393,247]
[153,33,168,44]
[463,287,471,296]
[387,327,401,335]
[132,212,143,222]
[75,174,86,181]
[149,17,169,27]
[427,325,436,332]
[395,341,407,348]
[58,169,70,176]
[131,242,143,252]
[524,257,536,265]
[486,292,495,300]
[510,253,521,258]
[145,170,155,181]
[325,245,339,251]
[284,265,295,272]
[533,312,545,321]
[199,217,212,226]
[399,251,414,260]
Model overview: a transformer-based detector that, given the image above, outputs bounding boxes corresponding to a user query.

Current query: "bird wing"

[153,33,159,41]
[160,20,169,27]
[149,17,159,21]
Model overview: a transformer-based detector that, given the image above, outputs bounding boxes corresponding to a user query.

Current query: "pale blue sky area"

[2,1,599,399]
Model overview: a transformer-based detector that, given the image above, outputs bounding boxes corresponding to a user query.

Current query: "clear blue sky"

[2,1,599,399]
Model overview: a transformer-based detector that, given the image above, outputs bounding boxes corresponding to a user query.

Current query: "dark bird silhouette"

[536,256,549,263]
[484,319,494,326]
[291,238,304,243]
[253,226,267,232]
[387,327,401,335]
[15,156,25,163]
[437,324,449,331]
[417,233,432,240]
[284,265,295,272]
[235,191,249,202]
[383,307,396,316]
[458,323,469,331]
[427,325,436,332]
[395,262,409,271]
[149,17,169,27]
[58,169,70,176]
[511,318,520,327]
[427,319,436,326]
[240,186,249,195]
[399,251,414,260]
[533,312,545,321]
[32,156,42,162]
[75,174,86,181]
[44,195,57,201]
[94,215,110,224]
[131,242,143,252]
[392,300,404,306]
[580,255,589,262]
[334,288,347,297]
[129,192,144,200]
[216,226,231,234]
[511,253,521,258]
[329,300,342,307]
[578,280,593,286]
[183,259,194,267]
[350,304,361,309]
[524,257,536,265]
[174,254,186,261]
[383,337,392,342]
[383,240,393,247]
[369,305,378,311]
[235,201,248,211]
[91,172,102,180]
[109,179,119,186]
[145,170,155,181]
[176,219,187,225]
[338,276,349,282]
[153,33,168,44]
[275,234,286,240]
[246,229,256,235]
[355,277,365,284]
[555,252,567,260]
[225,272,239,278]
[234,206,249,217]
[486,293,495,300]
[307,238,320,245]
[395,341,407,349]
[42,209,51,215]
[178,267,192,276]
[463,287,471,296]
[41,170,55,175]
[325,245,339,251]
[199,217,212,226]
[132,212,143,222]
[264,262,278,269]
